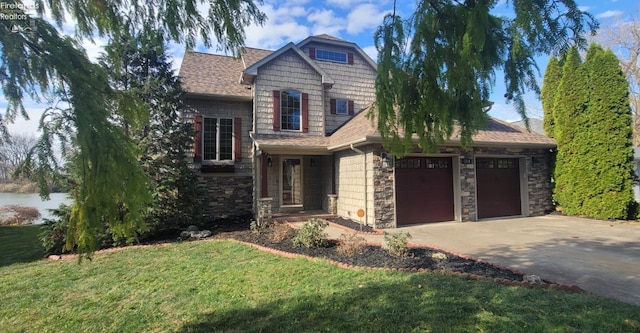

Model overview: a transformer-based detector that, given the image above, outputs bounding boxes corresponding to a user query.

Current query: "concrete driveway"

[395,215,640,306]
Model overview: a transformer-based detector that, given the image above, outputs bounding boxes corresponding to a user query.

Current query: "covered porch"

[252,134,337,223]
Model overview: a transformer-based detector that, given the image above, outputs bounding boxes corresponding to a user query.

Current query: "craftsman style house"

[179,34,555,228]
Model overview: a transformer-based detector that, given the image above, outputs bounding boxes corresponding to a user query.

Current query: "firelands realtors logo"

[1,1,39,33]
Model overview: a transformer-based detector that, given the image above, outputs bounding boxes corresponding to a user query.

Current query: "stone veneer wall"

[371,146,395,228]
[367,145,554,227]
[199,174,253,220]
[472,147,554,218]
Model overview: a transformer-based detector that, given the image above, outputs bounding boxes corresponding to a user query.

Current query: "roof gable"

[297,35,377,71]
[241,43,335,87]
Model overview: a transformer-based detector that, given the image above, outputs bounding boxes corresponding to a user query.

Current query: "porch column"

[257,198,274,224]
[261,154,269,198]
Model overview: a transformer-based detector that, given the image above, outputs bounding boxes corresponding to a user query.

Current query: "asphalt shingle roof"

[179,48,272,98]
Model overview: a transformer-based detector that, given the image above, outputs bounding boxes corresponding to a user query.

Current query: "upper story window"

[316,49,347,63]
[335,99,348,115]
[273,90,308,133]
[281,90,301,131]
[330,98,355,116]
[309,47,354,65]
[203,117,234,160]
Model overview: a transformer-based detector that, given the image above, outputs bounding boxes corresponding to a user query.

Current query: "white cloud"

[326,0,370,10]
[362,45,378,62]
[346,4,389,35]
[307,9,346,36]
[240,3,311,50]
[597,10,623,19]
[578,6,591,12]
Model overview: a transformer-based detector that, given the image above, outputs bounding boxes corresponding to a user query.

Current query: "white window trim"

[316,49,347,64]
[202,117,234,162]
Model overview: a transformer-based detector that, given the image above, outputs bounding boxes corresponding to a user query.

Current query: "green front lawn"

[1,238,639,332]
[0,225,44,266]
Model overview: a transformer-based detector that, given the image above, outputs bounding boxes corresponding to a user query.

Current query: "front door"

[281,158,302,206]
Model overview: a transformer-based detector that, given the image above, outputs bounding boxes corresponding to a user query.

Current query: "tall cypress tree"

[541,57,562,137]
[552,44,636,219]
[553,47,588,215]
[579,45,636,219]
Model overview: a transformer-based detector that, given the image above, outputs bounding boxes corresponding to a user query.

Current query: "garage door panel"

[395,157,454,225]
[476,158,522,219]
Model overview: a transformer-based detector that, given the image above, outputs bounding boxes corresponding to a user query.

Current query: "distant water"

[0,192,72,224]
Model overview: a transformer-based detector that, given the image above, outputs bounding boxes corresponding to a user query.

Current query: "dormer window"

[316,49,347,63]
[309,47,354,65]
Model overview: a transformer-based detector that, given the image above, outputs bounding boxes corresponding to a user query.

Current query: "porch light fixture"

[380,152,390,169]
[267,156,273,167]
[461,157,473,165]
[310,158,316,167]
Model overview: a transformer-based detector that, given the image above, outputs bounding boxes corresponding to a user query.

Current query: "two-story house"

[179,34,556,228]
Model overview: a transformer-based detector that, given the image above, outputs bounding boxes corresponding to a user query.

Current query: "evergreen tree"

[579,45,636,219]
[373,0,597,155]
[552,44,636,219]
[541,57,562,138]
[100,30,206,233]
[1,0,265,256]
[552,47,588,215]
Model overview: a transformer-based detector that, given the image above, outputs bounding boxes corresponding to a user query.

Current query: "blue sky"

[2,0,639,135]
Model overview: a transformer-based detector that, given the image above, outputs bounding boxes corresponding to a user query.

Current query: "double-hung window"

[203,117,233,161]
[281,90,301,131]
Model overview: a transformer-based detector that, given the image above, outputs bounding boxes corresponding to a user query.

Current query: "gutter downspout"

[350,144,368,227]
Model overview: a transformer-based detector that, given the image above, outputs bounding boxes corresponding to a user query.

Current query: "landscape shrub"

[268,223,294,243]
[382,232,412,257]
[336,233,366,257]
[292,218,329,248]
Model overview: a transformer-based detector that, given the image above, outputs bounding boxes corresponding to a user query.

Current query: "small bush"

[250,220,267,235]
[0,205,41,225]
[382,232,412,257]
[292,218,329,248]
[268,223,294,243]
[39,204,73,254]
[336,233,366,257]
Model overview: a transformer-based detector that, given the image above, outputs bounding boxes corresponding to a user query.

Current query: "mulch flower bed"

[215,221,536,283]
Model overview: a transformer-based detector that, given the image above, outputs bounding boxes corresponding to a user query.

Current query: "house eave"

[184,92,253,102]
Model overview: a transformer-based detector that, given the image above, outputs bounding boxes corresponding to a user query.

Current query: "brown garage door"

[395,157,454,225]
[476,158,522,219]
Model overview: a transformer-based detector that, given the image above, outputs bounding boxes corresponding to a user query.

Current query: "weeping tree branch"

[372,0,597,156]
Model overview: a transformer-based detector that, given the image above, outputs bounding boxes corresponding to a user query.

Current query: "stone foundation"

[198,175,253,220]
